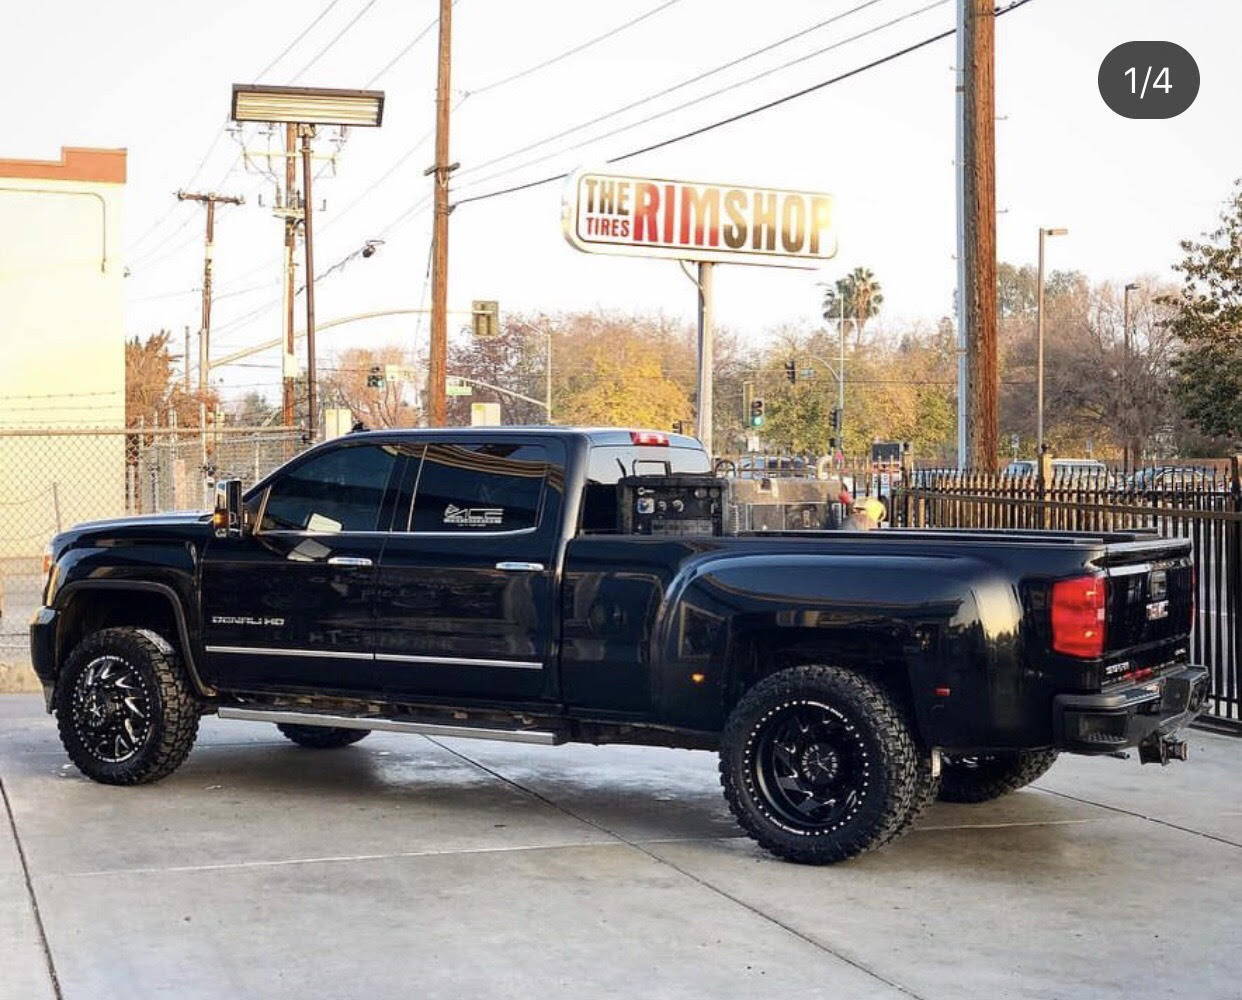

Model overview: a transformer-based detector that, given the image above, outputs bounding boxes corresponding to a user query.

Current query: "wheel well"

[724,627,916,716]
[57,589,181,670]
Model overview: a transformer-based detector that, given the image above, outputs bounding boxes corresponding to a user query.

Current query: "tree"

[821,267,884,344]
[1163,179,1242,442]
[320,344,420,429]
[448,316,550,426]
[125,329,211,428]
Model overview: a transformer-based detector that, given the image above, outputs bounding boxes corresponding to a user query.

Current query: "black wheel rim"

[71,655,153,764]
[745,699,870,835]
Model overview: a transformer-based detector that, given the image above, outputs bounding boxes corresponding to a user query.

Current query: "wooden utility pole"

[177,190,244,400]
[299,126,319,438]
[960,0,998,472]
[282,123,299,428]
[427,0,455,426]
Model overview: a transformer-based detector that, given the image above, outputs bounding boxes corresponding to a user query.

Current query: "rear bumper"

[29,607,57,710]
[1053,666,1210,757]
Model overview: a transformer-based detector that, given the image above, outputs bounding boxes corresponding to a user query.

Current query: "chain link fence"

[0,426,307,667]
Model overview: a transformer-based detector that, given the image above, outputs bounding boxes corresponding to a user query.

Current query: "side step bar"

[217,707,564,746]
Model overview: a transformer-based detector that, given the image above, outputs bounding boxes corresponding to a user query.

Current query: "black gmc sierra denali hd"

[30,427,1209,863]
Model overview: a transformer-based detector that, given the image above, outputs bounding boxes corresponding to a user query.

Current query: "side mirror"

[212,479,246,539]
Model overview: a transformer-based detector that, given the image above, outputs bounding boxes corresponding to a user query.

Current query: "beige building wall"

[0,147,127,556]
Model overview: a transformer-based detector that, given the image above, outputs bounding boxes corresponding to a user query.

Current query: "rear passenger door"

[372,438,565,702]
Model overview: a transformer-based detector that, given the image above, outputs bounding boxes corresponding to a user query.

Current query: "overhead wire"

[452,0,1038,209]
[293,0,384,81]
[464,0,684,97]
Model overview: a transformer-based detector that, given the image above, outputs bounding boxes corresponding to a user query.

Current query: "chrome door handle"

[495,561,544,572]
[327,556,373,567]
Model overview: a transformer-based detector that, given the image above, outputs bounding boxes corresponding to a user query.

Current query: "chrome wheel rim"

[71,656,153,764]
[745,699,870,835]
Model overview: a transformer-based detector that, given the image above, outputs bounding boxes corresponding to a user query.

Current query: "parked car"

[31,427,1208,864]
[1005,458,1114,483]
[1125,466,1217,491]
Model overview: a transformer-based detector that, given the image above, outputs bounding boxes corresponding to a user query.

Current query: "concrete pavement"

[1,694,1240,1000]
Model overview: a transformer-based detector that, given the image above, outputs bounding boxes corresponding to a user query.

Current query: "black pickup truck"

[30,427,1209,864]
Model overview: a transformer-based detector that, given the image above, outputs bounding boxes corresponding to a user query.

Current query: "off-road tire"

[937,749,1059,803]
[720,665,922,864]
[276,724,370,749]
[55,627,199,785]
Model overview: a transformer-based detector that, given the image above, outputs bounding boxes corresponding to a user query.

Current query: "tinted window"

[410,443,547,533]
[261,444,397,533]
[586,445,710,484]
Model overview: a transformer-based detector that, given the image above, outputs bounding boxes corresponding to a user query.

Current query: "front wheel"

[937,749,1059,803]
[719,665,923,864]
[55,627,200,785]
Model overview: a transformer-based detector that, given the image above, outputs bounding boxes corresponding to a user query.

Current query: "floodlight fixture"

[230,84,384,127]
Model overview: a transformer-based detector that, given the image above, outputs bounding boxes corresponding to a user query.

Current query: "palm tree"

[821,267,884,345]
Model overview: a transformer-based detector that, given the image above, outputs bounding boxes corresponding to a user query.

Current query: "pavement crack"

[423,736,928,1000]
[0,771,63,1000]
[1033,785,1242,850]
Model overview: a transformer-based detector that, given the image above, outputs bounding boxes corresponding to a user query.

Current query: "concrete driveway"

[2,694,1240,1000]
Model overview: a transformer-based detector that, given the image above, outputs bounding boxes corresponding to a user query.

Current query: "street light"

[1036,226,1068,454]
[230,84,385,440]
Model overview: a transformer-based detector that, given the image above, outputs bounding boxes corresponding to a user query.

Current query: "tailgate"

[1101,540,1195,655]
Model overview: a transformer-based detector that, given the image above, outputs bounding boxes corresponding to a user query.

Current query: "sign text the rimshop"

[563,170,837,267]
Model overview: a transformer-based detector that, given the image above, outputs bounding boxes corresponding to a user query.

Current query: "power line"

[465,0,684,97]
[453,0,1038,209]
[456,0,887,181]
[255,0,345,80]
[363,7,445,87]
[293,0,384,81]
[456,0,948,196]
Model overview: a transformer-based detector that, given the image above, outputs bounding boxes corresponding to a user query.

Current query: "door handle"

[327,556,373,567]
[495,561,544,572]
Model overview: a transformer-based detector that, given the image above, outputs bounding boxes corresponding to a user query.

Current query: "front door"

[201,441,402,693]
[373,438,564,702]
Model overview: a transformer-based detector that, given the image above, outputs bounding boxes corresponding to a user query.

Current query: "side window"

[410,443,547,533]
[261,444,397,533]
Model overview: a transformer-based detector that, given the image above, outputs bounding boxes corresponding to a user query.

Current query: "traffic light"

[671,420,684,435]
[829,437,839,450]
[366,365,384,388]
[471,299,500,338]
[830,407,842,432]
[784,359,797,384]
[749,398,765,427]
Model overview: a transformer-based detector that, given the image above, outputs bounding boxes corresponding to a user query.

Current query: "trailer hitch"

[1137,734,1190,766]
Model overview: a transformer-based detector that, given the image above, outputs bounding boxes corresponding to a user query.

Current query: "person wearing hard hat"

[843,496,886,531]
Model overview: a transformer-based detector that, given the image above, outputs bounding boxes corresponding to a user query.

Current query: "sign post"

[563,169,837,455]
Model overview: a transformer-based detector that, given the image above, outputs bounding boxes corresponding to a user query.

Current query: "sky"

[5,0,1240,402]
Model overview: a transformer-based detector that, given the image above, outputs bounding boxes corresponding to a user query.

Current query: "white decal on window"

[443,504,504,527]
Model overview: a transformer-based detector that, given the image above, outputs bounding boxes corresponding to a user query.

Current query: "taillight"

[1051,575,1107,658]
[630,431,669,446]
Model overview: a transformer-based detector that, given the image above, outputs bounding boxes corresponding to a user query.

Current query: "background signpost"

[563,169,837,454]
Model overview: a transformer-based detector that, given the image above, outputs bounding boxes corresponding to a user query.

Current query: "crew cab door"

[200,441,402,693]
[372,438,565,701]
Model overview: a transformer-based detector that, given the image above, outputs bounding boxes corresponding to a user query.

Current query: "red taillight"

[1051,575,1107,658]
[630,431,669,446]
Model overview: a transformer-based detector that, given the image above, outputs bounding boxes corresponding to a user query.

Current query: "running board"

[217,707,564,746]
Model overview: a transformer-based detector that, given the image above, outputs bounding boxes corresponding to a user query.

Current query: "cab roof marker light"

[630,431,669,446]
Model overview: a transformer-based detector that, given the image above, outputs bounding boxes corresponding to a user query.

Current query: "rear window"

[581,445,711,533]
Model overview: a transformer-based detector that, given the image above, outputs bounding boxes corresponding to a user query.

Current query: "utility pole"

[282,123,299,428]
[695,261,714,454]
[427,0,456,427]
[177,189,245,402]
[300,126,319,439]
[958,0,998,472]
[184,325,191,393]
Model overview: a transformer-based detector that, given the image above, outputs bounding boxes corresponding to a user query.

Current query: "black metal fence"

[894,460,1242,725]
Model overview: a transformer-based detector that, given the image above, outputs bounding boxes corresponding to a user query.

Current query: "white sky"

[6,0,1239,401]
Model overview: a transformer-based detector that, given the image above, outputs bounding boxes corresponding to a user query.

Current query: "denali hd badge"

[211,616,286,627]
[443,504,503,527]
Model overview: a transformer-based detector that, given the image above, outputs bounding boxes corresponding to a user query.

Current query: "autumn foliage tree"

[125,329,213,428]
